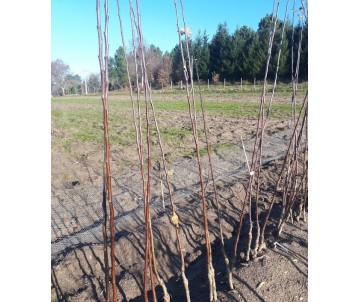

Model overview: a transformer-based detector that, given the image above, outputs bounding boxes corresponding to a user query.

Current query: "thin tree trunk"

[96,1,117,300]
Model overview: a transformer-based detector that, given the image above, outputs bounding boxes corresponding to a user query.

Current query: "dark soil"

[51,158,307,302]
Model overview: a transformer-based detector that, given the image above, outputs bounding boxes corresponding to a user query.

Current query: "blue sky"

[52,0,291,76]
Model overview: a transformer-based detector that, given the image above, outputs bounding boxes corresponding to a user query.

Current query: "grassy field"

[52,86,305,144]
[51,84,306,169]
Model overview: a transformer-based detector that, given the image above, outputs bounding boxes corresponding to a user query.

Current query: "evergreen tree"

[104,12,308,87]
[297,21,308,81]
[108,46,126,90]
[257,14,291,80]
[193,30,210,80]
[230,26,256,81]
[170,44,183,84]
[170,42,191,84]
[209,23,233,81]
[243,34,264,80]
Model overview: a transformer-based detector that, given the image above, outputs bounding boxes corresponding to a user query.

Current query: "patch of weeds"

[160,126,192,145]
[152,100,189,112]
[74,132,99,142]
[182,146,208,158]
[52,110,63,118]
[55,138,72,153]
[267,103,302,119]
[213,142,237,151]
[110,130,136,146]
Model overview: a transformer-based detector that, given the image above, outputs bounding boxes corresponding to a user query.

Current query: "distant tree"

[100,12,307,89]
[299,22,308,81]
[242,34,264,80]
[273,19,290,81]
[209,23,233,80]
[193,30,210,80]
[110,43,163,89]
[291,21,308,81]
[64,74,82,94]
[170,44,185,84]
[256,14,290,80]
[108,47,126,90]
[230,26,256,81]
[108,57,117,91]
[154,53,172,88]
[87,73,101,93]
[145,44,163,84]
[51,59,70,96]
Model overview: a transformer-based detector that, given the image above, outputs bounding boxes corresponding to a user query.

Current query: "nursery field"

[51,87,308,301]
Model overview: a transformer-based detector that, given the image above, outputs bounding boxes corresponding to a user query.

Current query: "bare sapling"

[158,162,166,210]
[231,178,250,268]
[143,37,191,298]
[101,179,110,302]
[173,0,217,300]
[119,1,175,300]
[247,0,294,257]
[246,183,254,262]
[277,107,307,235]
[290,0,305,124]
[97,5,111,301]
[229,137,252,268]
[288,12,305,202]
[125,2,155,301]
[293,10,305,94]
[248,0,280,243]
[296,114,308,222]
[142,74,191,299]
[262,0,290,127]
[148,217,168,302]
[232,0,280,264]
[96,0,117,300]
[278,165,307,234]
[252,0,288,258]
[273,1,307,236]
[300,125,308,222]
[148,92,191,300]
[194,58,234,290]
[115,0,143,164]
[133,1,159,300]
[258,94,307,249]
[279,104,307,231]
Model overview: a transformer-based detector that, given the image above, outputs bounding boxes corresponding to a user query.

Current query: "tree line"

[51,14,307,96]
[51,59,101,96]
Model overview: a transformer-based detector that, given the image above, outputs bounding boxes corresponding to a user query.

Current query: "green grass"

[152,100,299,119]
[52,92,301,154]
[160,126,192,145]
[52,93,301,119]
